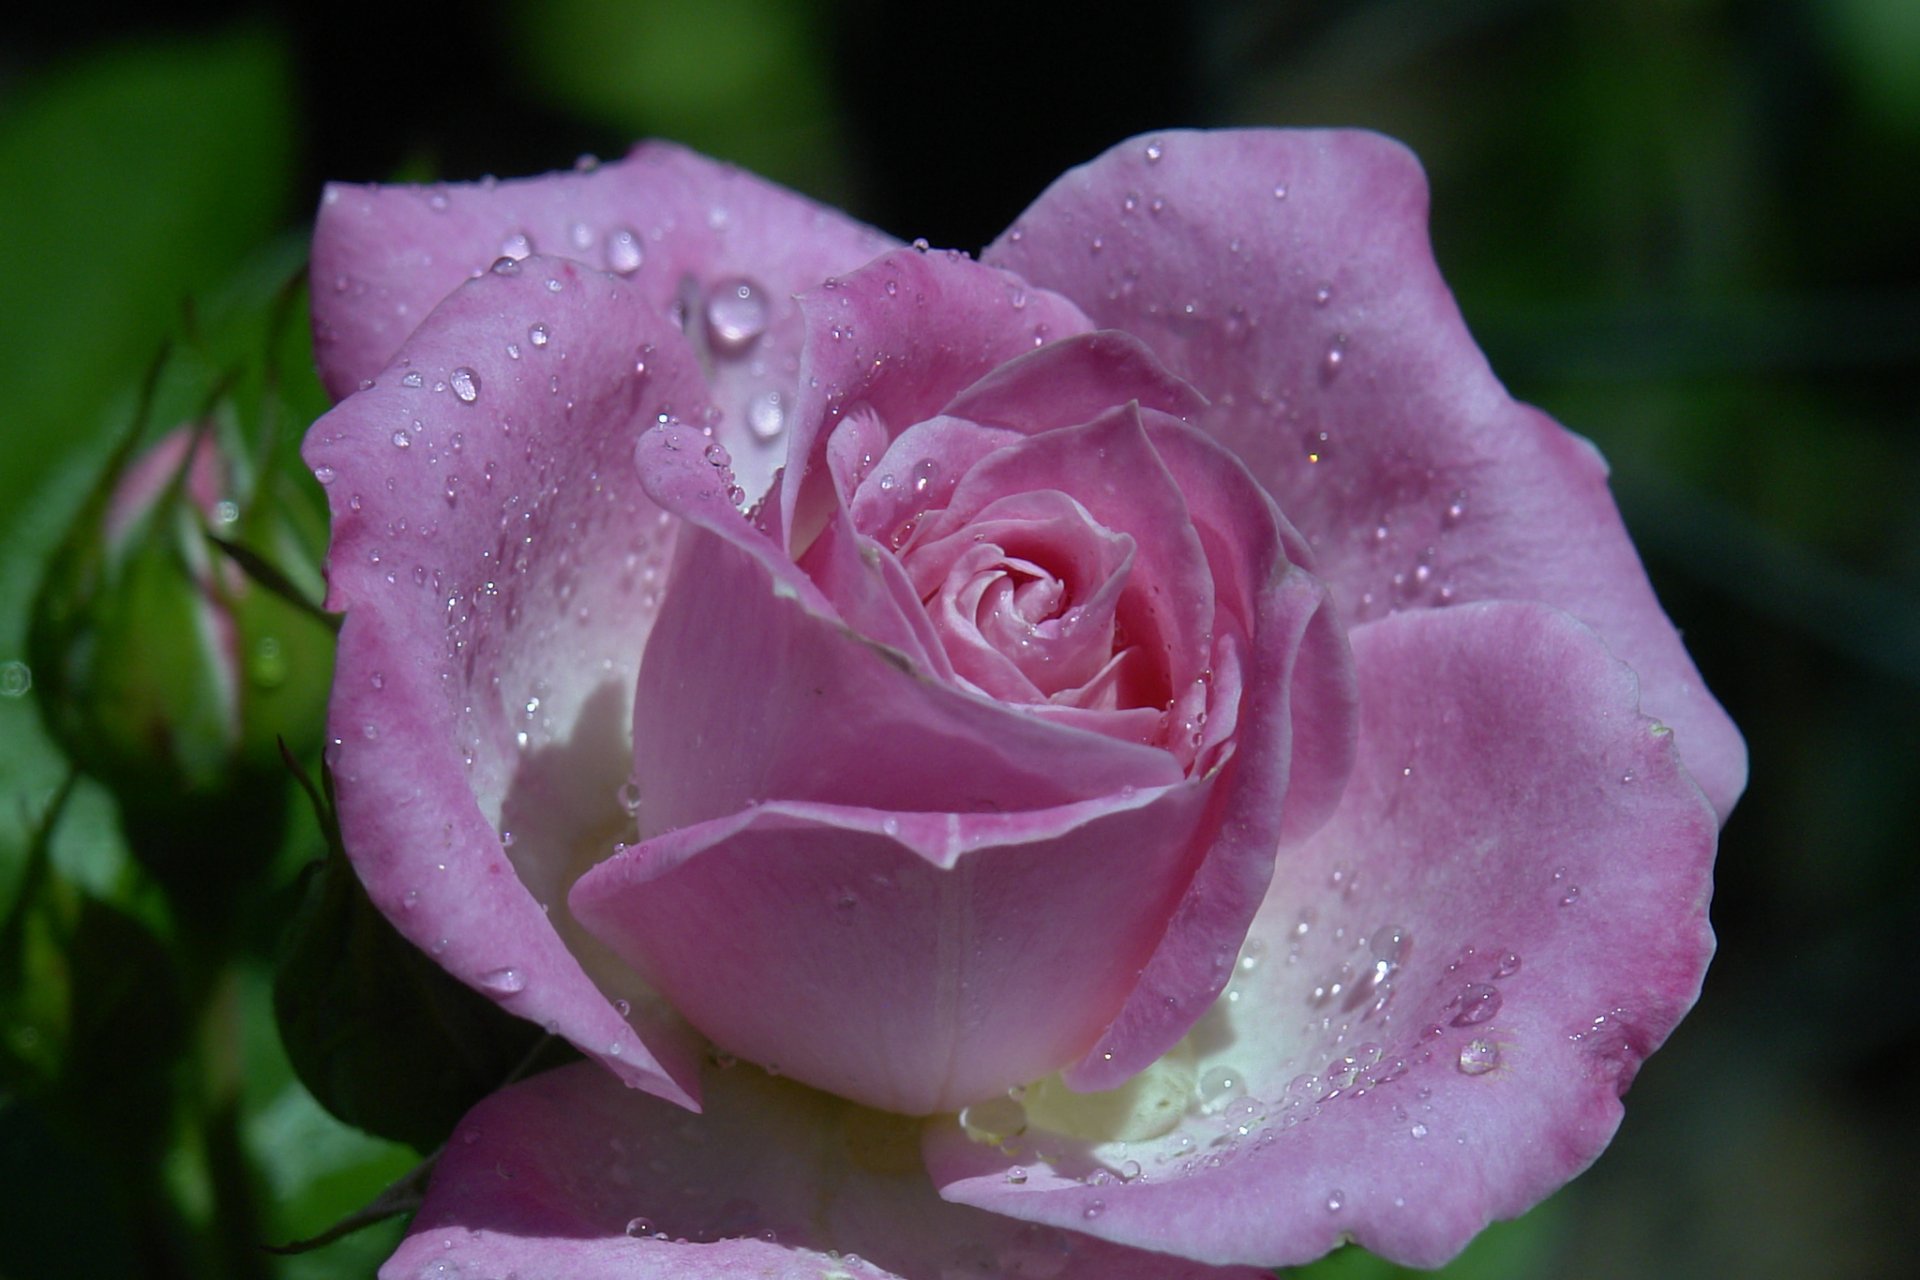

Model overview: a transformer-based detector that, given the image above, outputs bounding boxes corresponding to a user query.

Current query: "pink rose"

[305,132,1742,1275]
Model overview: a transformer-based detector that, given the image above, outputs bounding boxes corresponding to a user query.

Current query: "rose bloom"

[304,132,1742,1277]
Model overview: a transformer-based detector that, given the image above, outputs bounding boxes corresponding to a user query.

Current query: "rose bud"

[30,425,331,904]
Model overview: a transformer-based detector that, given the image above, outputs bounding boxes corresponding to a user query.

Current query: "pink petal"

[570,788,1214,1115]
[778,246,1095,548]
[629,421,1184,842]
[914,404,1216,745]
[941,328,1208,433]
[928,602,1718,1269]
[1063,562,1350,1092]
[383,1060,1267,1280]
[986,129,1746,820]
[312,141,897,501]
[303,256,713,1108]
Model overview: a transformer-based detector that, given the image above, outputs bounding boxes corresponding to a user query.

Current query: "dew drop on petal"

[958,1095,1028,1145]
[450,367,481,403]
[478,967,525,994]
[705,277,768,354]
[747,390,786,441]
[1458,1038,1501,1075]
[1449,983,1503,1026]
[1196,1064,1247,1114]
[606,227,644,274]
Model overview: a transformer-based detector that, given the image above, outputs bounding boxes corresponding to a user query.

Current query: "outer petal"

[304,256,710,1106]
[312,141,898,500]
[383,1060,1267,1280]
[571,788,1210,1115]
[779,246,1096,548]
[985,128,1746,819]
[928,602,1718,1269]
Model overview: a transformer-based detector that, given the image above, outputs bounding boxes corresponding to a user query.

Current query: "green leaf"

[273,790,574,1151]
[0,27,298,916]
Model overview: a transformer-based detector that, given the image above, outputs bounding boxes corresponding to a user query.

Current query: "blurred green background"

[1,1,1914,1276]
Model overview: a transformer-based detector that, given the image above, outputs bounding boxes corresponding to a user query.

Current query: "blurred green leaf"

[274,793,571,1151]
[0,28,299,913]
[0,31,294,526]
[508,0,847,197]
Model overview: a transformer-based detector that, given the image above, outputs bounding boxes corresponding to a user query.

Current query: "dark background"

[2,1,1915,1276]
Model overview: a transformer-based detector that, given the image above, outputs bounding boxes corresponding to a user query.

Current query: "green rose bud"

[28,425,333,919]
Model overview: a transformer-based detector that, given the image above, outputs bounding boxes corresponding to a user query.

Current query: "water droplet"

[401,371,424,388]
[1559,885,1582,907]
[606,227,644,274]
[479,967,525,994]
[1272,183,1289,200]
[1322,334,1347,377]
[704,442,732,468]
[1237,936,1267,974]
[500,230,533,260]
[1302,428,1330,463]
[1082,1200,1105,1221]
[1410,1122,1429,1139]
[625,1216,655,1238]
[1492,952,1522,979]
[747,390,786,441]
[617,781,642,813]
[705,277,768,353]
[529,323,551,347]
[1448,983,1503,1026]
[1144,138,1164,163]
[1313,282,1333,307]
[450,367,481,403]
[1196,1064,1247,1114]
[390,430,411,449]
[959,1095,1028,1144]
[1326,1189,1345,1212]
[912,458,939,494]
[313,465,336,484]
[1005,1166,1028,1184]
[1457,1038,1501,1075]
[489,256,520,276]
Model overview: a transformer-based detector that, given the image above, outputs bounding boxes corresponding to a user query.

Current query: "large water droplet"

[1448,983,1503,1026]
[747,390,786,441]
[479,967,525,994]
[1457,1038,1501,1075]
[1196,1064,1247,1115]
[606,227,644,274]
[705,277,768,354]
[450,367,481,403]
[958,1095,1028,1145]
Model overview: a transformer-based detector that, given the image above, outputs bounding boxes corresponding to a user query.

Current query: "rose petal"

[942,328,1208,433]
[916,404,1216,742]
[629,422,1185,841]
[779,246,1095,549]
[1063,562,1350,1091]
[382,1060,1267,1280]
[304,256,711,1106]
[928,602,1718,1269]
[312,141,897,501]
[986,128,1746,820]
[571,788,1213,1115]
